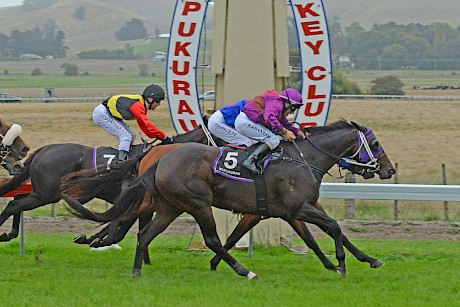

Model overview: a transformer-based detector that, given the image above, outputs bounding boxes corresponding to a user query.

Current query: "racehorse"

[0,117,30,175]
[63,120,395,278]
[0,124,218,242]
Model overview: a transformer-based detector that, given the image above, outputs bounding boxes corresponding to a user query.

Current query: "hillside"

[0,0,458,51]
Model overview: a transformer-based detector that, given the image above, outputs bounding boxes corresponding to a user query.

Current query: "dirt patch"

[2,216,459,242]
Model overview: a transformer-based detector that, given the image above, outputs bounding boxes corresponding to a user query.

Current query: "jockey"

[92,84,172,161]
[234,88,306,174]
[208,99,255,147]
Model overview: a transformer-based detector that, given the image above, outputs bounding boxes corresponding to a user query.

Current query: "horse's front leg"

[287,219,337,271]
[314,202,384,269]
[74,224,111,245]
[210,214,262,271]
[295,201,346,277]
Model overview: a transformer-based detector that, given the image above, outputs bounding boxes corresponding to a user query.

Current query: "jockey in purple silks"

[234,88,306,174]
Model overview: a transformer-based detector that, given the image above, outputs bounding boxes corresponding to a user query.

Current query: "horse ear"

[350,121,365,132]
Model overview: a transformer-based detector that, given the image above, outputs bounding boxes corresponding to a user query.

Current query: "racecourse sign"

[167,0,331,133]
[290,0,332,127]
[167,0,209,133]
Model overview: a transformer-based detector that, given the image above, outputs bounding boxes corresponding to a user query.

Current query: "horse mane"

[304,119,354,136]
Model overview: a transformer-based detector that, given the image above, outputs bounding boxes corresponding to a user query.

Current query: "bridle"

[287,126,383,177]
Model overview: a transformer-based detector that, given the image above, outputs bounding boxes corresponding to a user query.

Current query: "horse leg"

[287,220,337,271]
[314,202,384,269]
[192,208,257,280]
[295,202,347,277]
[138,210,154,265]
[74,224,112,245]
[210,214,262,270]
[88,218,136,247]
[0,193,46,242]
[133,206,181,276]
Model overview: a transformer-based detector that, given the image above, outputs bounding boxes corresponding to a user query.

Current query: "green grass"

[0,234,458,306]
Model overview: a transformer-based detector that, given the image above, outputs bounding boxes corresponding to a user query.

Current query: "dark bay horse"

[0,125,217,242]
[0,117,30,175]
[63,121,395,278]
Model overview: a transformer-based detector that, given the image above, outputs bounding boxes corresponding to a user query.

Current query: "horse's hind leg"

[138,210,154,265]
[74,224,111,245]
[192,208,257,280]
[133,205,181,276]
[209,214,261,270]
[313,202,384,268]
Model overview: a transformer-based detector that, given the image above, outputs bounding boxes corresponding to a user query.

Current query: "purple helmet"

[279,88,303,107]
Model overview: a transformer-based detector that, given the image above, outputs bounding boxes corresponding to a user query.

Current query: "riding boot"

[242,143,272,174]
[118,150,129,162]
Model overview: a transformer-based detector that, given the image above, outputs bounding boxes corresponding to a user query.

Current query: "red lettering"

[300,122,318,128]
[183,2,201,15]
[301,21,323,36]
[172,60,190,76]
[303,101,325,117]
[174,42,192,57]
[305,40,323,55]
[179,119,198,132]
[178,22,197,37]
[173,80,191,95]
[307,66,326,81]
[307,85,326,99]
[295,3,319,18]
[178,99,195,115]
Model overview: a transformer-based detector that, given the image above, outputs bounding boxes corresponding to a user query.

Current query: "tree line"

[328,21,460,70]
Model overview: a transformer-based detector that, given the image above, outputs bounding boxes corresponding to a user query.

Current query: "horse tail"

[63,161,160,223]
[61,152,145,201]
[0,147,42,196]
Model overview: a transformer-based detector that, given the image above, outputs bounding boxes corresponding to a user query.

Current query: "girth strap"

[254,175,267,215]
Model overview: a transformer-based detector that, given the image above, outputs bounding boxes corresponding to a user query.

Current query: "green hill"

[0,0,458,51]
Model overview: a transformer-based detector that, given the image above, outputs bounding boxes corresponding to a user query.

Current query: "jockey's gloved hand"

[161,136,173,145]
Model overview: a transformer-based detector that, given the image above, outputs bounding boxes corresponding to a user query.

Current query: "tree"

[115,18,147,41]
[369,75,405,95]
[74,5,86,21]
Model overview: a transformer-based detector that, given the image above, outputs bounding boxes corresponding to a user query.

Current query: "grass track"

[0,234,458,306]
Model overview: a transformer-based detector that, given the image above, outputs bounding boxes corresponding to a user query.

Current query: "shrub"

[31,68,42,76]
[369,75,405,95]
[60,63,79,76]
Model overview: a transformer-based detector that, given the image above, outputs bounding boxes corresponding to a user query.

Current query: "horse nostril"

[22,146,30,154]
[390,169,396,175]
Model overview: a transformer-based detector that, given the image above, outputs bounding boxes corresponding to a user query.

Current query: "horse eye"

[369,139,380,151]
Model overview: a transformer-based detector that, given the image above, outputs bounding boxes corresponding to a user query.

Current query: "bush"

[31,68,42,76]
[332,71,362,94]
[369,75,405,95]
[60,63,79,76]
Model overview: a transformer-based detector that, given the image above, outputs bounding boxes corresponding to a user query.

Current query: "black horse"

[0,117,30,175]
[0,124,218,242]
[63,120,395,278]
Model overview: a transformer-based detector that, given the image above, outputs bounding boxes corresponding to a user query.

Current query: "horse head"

[0,118,30,175]
[301,120,395,180]
[338,121,395,179]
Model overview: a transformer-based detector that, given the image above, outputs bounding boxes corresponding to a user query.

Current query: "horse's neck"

[294,128,357,172]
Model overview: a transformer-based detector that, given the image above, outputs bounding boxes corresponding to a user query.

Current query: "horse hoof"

[336,267,347,277]
[73,234,86,244]
[132,269,141,276]
[89,238,102,247]
[0,233,10,242]
[371,260,385,268]
[247,271,258,280]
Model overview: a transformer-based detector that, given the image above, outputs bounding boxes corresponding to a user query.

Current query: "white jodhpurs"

[234,112,280,149]
[92,104,136,152]
[208,111,254,147]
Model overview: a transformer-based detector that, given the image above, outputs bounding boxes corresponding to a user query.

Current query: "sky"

[1,0,23,8]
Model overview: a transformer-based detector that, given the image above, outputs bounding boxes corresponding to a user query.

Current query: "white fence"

[320,183,460,202]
